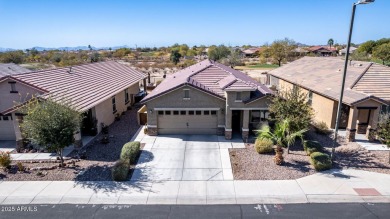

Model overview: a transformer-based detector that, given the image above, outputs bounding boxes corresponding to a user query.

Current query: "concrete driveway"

[131,133,245,181]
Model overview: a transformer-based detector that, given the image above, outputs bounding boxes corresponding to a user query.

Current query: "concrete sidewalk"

[0,169,389,205]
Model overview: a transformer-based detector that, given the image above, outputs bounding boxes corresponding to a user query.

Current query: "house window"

[308,91,313,106]
[3,116,9,121]
[251,111,261,123]
[173,110,179,115]
[188,111,194,115]
[112,96,117,113]
[165,111,171,115]
[236,92,242,101]
[184,89,190,99]
[204,111,210,115]
[158,111,164,115]
[124,88,129,104]
[211,111,217,115]
[9,82,17,93]
[196,110,201,115]
[180,111,186,115]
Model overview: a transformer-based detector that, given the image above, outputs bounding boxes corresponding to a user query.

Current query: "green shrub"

[0,151,12,169]
[17,162,24,172]
[120,141,141,164]
[254,138,274,154]
[111,159,130,181]
[310,152,332,171]
[303,140,322,155]
[313,121,331,135]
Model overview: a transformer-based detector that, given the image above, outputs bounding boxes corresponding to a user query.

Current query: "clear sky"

[0,0,389,49]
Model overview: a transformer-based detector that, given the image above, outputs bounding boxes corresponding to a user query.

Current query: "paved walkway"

[131,129,245,181]
[338,130,389,151]
[0,169,389,205]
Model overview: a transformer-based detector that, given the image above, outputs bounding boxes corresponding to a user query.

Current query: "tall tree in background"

[207,45,231,61]
[373,43,390,65]
[88,45,92,51]
[357,40,376,54]
[269,38,296,66]
[170,49,181,65]
[221,49,243,67]
[328,38,334,48]
[21,97,81,167]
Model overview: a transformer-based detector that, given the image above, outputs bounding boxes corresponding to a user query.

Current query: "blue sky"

[0,0,389,49]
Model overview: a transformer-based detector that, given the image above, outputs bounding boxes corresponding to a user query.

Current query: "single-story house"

[0,61,146,148]
[140,59,273,140]
[241,47,261,57]
[0,63,31,77]
[308,46,338,56]
[339,46,358,56]
[268,57,389,142]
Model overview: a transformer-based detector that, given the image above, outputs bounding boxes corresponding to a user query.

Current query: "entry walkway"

[338,130,389,151]
[0,169,389,205]
[131,130,245,181]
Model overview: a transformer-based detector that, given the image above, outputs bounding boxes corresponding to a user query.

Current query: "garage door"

[158,110,218,135]
[0,116,16,140]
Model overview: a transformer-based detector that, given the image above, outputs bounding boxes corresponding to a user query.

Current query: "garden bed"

[230,130,390,180]
[0,107,143,181]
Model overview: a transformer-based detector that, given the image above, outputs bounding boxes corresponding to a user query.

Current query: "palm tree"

[328,38,334,49]
[257,119,307,165]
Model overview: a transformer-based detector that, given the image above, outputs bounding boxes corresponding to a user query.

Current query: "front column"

[242,110,250,142]
[13,113,24,152]
[366,109,379,142]
[346,107,358,142]
[143,78,147,95]
[73,131,83,149]
[225,109,232,140]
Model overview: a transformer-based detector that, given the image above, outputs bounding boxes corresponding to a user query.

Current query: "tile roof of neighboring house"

[140,59,272,103]
[352,64,390,102]
[8,61,146,112]
[268,57,389,106]
[308,46,338,52]
[0,63,31,77]
[242,47,261,55]
[340,46,358,53]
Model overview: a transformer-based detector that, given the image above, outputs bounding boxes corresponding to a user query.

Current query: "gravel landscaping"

[0,106,142,181]
[230,129,390,180]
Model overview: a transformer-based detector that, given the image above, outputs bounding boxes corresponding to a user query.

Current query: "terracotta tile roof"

[269,57,388,105]
[352,64,390,102]
[12,61,146,112]
[308,46,338,52]
[0,63,31,77]
[141,59,272,103]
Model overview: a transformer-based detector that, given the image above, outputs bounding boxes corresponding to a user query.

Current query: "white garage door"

[0,116,16,140]
[158,110,218,135]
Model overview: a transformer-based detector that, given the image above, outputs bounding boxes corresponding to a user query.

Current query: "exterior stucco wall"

[93,83,139,133]
[144,85,226,126]
[0,79,43,113]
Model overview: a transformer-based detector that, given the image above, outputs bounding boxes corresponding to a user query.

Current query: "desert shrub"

[120,141,141,164]
[254,138,274,154]
[0,151,12,169]
[111,159,130,181]
[310,152,332,171]
[377,113,390,147]
[313,121,331,135]
[16,162,24,172]
[303,140,322,155]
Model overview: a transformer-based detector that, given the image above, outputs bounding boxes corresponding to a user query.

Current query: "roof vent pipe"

[68,66,72,73]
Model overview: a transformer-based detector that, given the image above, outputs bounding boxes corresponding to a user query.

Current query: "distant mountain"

[0,47,15,52]
[30,45,131,51]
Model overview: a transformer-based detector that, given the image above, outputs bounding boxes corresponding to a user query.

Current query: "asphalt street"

[0,203,389,219]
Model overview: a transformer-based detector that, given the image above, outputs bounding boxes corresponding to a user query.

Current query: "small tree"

[377,113,390,163]
[170,49,181,65]
[269,38,296,66]
[207,45,231,61]
[221,49,243,67]
[269,87,314,134]
[373,43,390,65]
[21,97,81,167]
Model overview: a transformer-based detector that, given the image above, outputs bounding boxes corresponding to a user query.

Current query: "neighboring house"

[308,46,338,56]
[339,46,358,56]
[0,63,31,77]
[241,47,261,57]
[0,61,146,148]
[140,59,273,141]
[268,57,389,142]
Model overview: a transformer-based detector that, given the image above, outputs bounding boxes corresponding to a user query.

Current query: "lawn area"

[235,63,279,70]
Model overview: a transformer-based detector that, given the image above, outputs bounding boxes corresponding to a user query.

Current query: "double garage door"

[158,110,218,135]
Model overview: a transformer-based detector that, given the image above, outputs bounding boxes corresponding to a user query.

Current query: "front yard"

[230,129,390,180]
[0,106,142,181]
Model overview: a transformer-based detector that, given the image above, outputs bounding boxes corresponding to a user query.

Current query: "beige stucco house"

[140,59,273,141]
[0,61,146,148]
[268,57,389,142]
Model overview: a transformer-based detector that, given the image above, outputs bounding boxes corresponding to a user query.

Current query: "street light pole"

[331,0,374,160]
